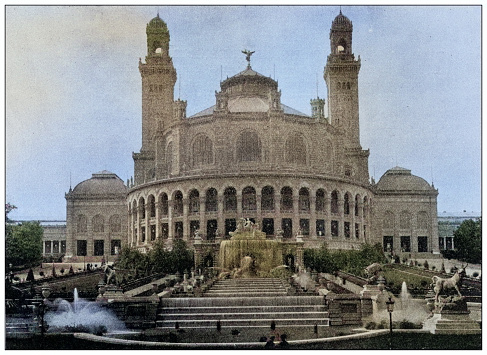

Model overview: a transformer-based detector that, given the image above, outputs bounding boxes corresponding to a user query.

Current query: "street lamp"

[39,285,51,338]
[385,297,395,349]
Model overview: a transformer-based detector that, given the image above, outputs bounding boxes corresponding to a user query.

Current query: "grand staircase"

[156,278,329,329]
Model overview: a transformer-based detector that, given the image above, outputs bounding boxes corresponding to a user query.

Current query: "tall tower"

[138,14,177,151]
[324,10,361,148]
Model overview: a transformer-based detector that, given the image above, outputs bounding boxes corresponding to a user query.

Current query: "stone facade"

[65,11,440,262]
[42,223,66,259]
[65,171,128,262]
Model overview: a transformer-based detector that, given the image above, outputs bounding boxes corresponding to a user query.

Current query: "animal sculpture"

[432,265,467,302]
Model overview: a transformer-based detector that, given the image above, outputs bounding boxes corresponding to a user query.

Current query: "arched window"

[224,187,237,211]
[383,211,395,230]
[299,188,310,212]
[92,215,104,233]
[316,189,325,212]
[192,135,213,168]
[285,135,307,166]
[148,195,156,218]
[344,193,351,215]
[189,189,200,213]
[242,186,256,211]
[206,188,218,212]
[355,195,360,216]
[166,142,173,174]
[400,211,411,229]
[77,214,87,233]
[160,193,168,216]
[417,211,429,230]
[110,215,121,233]
[281,187,293,212]
[173,191,183,216]
[261,186,275,211]
[139,197,146,219]
[331,190,339,215]
[236,131,261,162]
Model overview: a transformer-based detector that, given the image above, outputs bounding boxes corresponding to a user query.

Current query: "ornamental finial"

[242,49,255,69]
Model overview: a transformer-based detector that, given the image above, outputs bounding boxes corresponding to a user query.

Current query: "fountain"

[219,218,282,277]
[45,288,127,334]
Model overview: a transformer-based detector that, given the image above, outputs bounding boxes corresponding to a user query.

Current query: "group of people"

[260,334,289,349]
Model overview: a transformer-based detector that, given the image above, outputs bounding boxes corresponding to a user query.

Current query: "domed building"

[65,11,439,263]
[65,171,127,262]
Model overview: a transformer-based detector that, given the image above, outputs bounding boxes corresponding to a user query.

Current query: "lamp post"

[385,297,395,349]
[39,285,51,338]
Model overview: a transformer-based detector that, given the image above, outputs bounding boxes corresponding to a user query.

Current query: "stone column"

[236,192,243,218]
[292,196,299,238]
[256,194,262,227]
[183,198,189,241]
[338,196,345,238]
[274,194,281,234]
[168,200,174,243]
[199,197,206,237]
[350,201,356,239]
[217,196,224,236]
[144,202,150,245]
[155,202,160,240]
[325,195,331,238]
[310,196,317,238]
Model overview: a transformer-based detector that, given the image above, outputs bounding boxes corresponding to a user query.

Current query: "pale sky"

[5,5,481,220]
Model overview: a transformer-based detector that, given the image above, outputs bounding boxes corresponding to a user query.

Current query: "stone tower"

[324,10,361,149]
[134,14,178,185]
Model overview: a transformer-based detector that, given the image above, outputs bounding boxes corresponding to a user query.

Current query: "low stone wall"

[325,292,372,326]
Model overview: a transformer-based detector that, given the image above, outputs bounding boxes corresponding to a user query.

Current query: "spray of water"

[45,288,127,334]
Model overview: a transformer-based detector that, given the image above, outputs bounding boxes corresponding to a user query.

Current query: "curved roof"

[376,166,434,192]
[148,14,168,29]
[71,171,127,195]
[332,10,353,30]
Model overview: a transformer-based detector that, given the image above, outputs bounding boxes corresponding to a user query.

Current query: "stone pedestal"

[423,297,481,334]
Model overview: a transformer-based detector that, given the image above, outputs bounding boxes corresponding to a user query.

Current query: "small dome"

[71,171,127,196]
[332,11,353,30]
[148,14,168,30]
[376,166,434,192]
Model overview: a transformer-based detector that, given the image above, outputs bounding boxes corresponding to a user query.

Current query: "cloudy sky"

[5,5,481,220]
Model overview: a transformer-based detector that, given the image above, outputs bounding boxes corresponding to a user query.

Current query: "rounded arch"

[138,197,146,219]
[205,187,218,212]
[417,211,429,230]
[298,187,310,212]
[191,134,213,168]
[316,188,326,212]
[236,130,261,162]
[344,192,352,215]
[148,194,156,218]
[109,214,122,233]
[383,211,395,230]
[92,214,104,233]
[285,134,307,166]
[331,190,339,215]
[354,194,361,216]
[173,190,183,216]
[242,186,257,211]
[77,214,87,233]
[281,186,293,212]
[159,192,169,216]
[224,187,237,212]
[189,189,200,213]
[261,186,275,211]
[400,210,412,229]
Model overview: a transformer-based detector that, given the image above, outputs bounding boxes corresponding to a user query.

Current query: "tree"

[6,221,43,268]
[454,218,481,264]
[5,203,17,223]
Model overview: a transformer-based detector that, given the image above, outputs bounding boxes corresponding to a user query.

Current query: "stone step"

[160,305,326,314]
[203,291,288,297]
[156,317,330,329]
[435,321,481,330]
[160,311,329,321]
[161,296,324,308]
